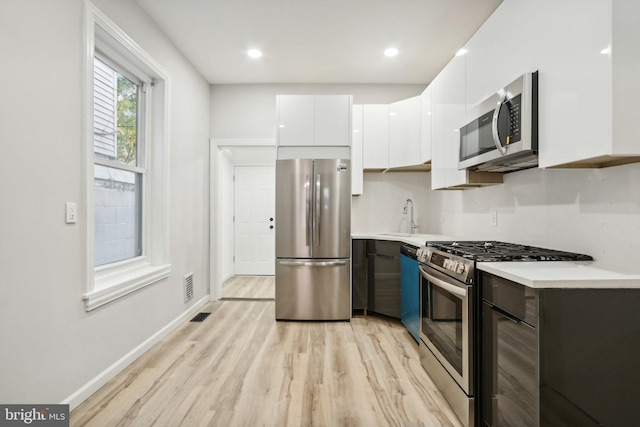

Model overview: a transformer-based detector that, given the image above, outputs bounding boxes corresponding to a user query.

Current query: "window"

[93,57,144,266]
[83,3,171,311]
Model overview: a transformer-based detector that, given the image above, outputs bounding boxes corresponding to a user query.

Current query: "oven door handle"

[419,265,468,298]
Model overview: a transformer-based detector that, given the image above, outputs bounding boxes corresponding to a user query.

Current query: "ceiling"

[135,0,502,85]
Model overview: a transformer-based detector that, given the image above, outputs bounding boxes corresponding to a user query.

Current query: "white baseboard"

[62,296,209,410]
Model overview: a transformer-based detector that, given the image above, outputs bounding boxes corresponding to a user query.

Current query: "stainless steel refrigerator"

[275,158,351,320]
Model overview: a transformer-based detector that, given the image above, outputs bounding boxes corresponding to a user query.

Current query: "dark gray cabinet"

[351,239,368,311]
[366,240,401,318]
[482,272,640,427]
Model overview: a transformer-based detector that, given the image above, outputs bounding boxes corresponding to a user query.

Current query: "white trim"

[94,157,146,174]
[220,272,234,285]
[209,139,221,301]
[212,138,276,147]
[83,263,172,311]
[62,295,209,409]
[84,1,172,307]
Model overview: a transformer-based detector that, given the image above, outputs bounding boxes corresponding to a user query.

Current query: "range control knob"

[456,264,466,274]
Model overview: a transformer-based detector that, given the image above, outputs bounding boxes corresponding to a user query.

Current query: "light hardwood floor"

[70,278,462,427]
[222,275,275,300]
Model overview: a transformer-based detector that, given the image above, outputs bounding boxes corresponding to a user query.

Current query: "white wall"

[352,163,640,270]
[210,83,426,139]
[425,163,640,268]
[351,172,431,234]
[0,0,210,406]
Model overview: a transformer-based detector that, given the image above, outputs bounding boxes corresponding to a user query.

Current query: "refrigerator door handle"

[305,174,312,247]
[279,260,347,267]
[315,173,321,247]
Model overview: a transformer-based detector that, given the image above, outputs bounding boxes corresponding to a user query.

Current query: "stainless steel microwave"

[458,71,538,173]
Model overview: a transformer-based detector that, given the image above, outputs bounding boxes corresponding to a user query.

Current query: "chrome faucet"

[403,199,419,234]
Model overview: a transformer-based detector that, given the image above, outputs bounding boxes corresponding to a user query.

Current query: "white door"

[234,166,275,275]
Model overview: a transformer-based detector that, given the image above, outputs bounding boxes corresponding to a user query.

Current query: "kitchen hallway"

[70,277,461,426]
[222,275,275,300]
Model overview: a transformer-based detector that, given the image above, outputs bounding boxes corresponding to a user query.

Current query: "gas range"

[416,241,593,284]
[416,241,593,426]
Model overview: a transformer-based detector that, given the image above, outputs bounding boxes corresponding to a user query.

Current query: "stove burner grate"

[426,241,593,262]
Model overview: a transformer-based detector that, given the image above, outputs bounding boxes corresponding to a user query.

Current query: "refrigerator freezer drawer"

[276,259,351,321]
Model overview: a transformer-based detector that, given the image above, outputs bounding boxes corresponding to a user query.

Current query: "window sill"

[83,260,171,311]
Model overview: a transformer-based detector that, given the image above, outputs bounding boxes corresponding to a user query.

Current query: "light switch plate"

[66,202,77,224]
[490,210,497,227]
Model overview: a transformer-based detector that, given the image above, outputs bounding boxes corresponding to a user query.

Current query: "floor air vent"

[184,272,194,302]
[190,312,211,322]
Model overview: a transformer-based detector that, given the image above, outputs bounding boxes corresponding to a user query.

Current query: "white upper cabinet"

[351,105,364,195]
[362,104,389,170]
[276,95,351,147]
[315,95,351,146]
[442,53,469,188]
[465,0,539,109]
[420,86,433,165]
[431,53,503,190]
[388,96,422,168]
[277,95,314,146]
[538,0,640,168]
[430,74,447,190]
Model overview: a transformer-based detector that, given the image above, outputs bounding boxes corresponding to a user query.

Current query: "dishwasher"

[400,244,419,342]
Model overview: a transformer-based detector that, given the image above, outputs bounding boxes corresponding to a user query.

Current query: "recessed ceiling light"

[247,49,262,58]
[456,48,467,56]
[384,48,399,57]
[600,47,610,55]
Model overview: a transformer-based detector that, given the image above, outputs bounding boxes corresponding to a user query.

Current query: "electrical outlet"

[66,202,77,224]
[490,210,497,227]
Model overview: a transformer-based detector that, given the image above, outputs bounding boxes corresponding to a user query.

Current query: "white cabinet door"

[351,105,364,195]
[443,53,468,187]
[465,0,539,108]
[277,95,351,147]
[430,74,447,190]
[277,95,314,146]
[388,96,421,168]
[315,95,351,146]
[538,0,611,168]
[362,104,389,169]
[420,86,433,164]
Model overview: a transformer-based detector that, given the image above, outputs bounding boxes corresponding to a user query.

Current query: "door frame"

[209,141,276,301]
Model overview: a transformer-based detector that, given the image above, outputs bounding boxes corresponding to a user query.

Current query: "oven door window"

[421,272,466,377]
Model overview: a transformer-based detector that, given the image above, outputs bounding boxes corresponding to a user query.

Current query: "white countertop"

[478,261,640,289]
[351,232,458,247]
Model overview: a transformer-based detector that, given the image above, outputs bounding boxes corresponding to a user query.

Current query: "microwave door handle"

[492,93,510,155]
[419,265,468,298]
